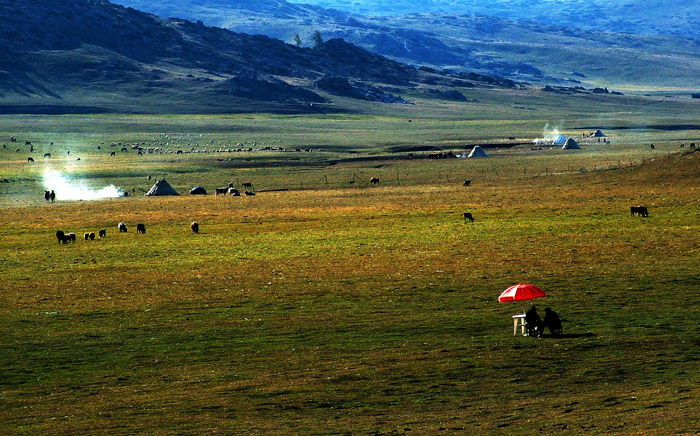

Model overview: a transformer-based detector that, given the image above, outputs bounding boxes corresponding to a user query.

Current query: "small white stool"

[513,314,527,336]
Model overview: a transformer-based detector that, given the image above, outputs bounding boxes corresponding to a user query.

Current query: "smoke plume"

[43,168,122,201]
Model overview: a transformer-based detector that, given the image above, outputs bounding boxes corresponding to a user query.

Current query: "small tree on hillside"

[293,33,302,47]
[311,30,323,48]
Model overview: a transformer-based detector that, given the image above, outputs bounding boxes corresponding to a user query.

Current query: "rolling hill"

[0,0,472,113]
[112,0,700,88]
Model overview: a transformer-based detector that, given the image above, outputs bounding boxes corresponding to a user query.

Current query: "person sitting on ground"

[542,307,563,336]
[525,305,543,337]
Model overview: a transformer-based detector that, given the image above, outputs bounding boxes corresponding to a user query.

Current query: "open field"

[1,92,700,434]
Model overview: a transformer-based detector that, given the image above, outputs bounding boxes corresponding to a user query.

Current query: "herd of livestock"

[55,221,199,244]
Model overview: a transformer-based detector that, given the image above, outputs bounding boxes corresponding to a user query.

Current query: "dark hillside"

[0,0,427,113]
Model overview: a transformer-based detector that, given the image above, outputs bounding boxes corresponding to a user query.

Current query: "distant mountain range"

[284,0,700,40]
[112,0,700,88]
[1,0,485,113]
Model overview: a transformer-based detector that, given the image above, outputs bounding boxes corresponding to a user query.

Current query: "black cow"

[136,223,146,234]
[99,229,106,238]
[630,206,649,217]
[463,180,471,187]
[27,157,34,162]
[370,177,379,185]
[191,221,199,234]
[118,222,127,232]
[463,212,475,222]
[56,230,67,243]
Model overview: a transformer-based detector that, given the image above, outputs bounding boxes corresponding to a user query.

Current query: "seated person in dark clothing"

[542,307,563,335]
[524,305,543,337]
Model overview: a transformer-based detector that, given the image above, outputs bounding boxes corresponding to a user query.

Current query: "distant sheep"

[191,221,199,234]
[99,229,106,238]
[118,222,127,232]
[136,223,146,234]
[370,177,379,185]
[463,212,475,222]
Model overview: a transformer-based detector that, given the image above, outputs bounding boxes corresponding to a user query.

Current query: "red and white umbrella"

[498,283,547,302]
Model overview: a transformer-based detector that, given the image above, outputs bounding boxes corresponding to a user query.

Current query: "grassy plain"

[1,91,700,434]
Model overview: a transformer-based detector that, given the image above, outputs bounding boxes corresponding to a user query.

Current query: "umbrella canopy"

[498,283,547,302]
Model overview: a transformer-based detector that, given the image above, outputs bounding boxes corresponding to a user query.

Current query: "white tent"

[468,145,489,158]
[562,138,581,150]
[145,179,180,196]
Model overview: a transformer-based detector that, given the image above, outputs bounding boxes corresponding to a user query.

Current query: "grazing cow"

[370,177,379,185]
[56,230,66,244]
[463,212,475,222]
[89,232,95,240]
[44,190,51,202]
[25,141,31,146]
[680,144,685,148]
[242,182,253,189]
[463,180,471,187]
[44,153,51,158]
[84,232,90,241]
[15,149,20,152]
[215,187,228,196]
[10,137,16,142]
[136,223,146,234]
[630,206,649,217]
[110,151,116,156]
[118,222,127,232]
[99,229,106,238]
[244,190,256,196]
[66,232,76,242]
[191,221,199,234]
[650,144,655,149]
[50,190,55,203]
[228,187,240,196]
[27,157,34,162]
[691,143,696,149]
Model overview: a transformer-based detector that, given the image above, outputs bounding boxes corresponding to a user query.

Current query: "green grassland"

[1,91,700,434]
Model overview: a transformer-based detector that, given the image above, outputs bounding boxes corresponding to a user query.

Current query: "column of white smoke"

[43,168,122,201]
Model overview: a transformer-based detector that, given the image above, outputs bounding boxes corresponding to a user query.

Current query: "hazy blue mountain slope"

[112,0,700,88]
[285,0,700,39]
